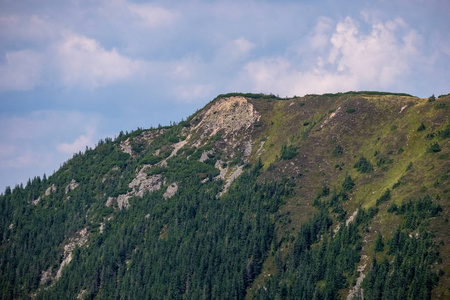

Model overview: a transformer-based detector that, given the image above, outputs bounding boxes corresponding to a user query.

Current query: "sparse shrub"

[374,232,384,252]
[392,179,403,189]
[427,142,441,153]
[438,153,448,160]
[387,203,398,213]
[332,144,343,157]
[354,157,374,173]
[425,133,435,140]
[346,108,356,113]
[342,175,355,192]
[438,125,450,139]
[376,189,391,206]
[406,161,413,171]
[321,185,330,197]
[428,94,435,102]
[376,155,393,167]
[417,122,426,132]
[280,144,298,160]
[435,102,447,110]
[140,154,163,165]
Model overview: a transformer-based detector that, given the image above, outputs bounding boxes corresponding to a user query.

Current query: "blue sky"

[0,0,449,191]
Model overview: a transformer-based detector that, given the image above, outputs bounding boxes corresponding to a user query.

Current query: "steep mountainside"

[1,92,449,299]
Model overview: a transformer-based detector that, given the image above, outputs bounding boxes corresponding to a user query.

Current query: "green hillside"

[1,92,449,299]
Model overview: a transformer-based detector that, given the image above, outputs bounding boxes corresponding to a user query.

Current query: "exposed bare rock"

[243,140,252,157]
[56,228,89,279]
[399,104,408,114]
[163,183,178,199]
[347,256,367,300]
[117,194,131,210]
[255,140,266,157]
[217,165,244,197]
[190,96,260,162]
[65,179,79,194]
[119,129,166,156]
[40,228,89,286]
[32,184,57,205]
[193,96,260,139]
[106,166,163,209]
[199,150,213,162]
[106,194,131,210]
[32,196,41,205]
[45,184,57,196]
[120,138,133,155]
[40,268,53,285]
[320,106,341,129]
[77,289,87,300]
[129,166,162,197]
[346,209,359,227]
[215,160,228,180]
[168,137,190,159]
[334,208,359,234]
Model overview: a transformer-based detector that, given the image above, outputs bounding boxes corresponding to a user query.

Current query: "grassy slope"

[247,93,450,298]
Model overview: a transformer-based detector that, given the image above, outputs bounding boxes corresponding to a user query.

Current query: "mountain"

[1,91,449,299]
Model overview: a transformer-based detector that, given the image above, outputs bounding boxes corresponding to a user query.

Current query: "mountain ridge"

[1,91,449,299]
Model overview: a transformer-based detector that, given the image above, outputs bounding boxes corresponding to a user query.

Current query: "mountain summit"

[1,92,449,299]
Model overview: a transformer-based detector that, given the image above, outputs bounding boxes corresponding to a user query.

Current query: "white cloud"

[57,126,95,154]
[127,3,178,28]
[0,14,57,42]
[221,37,255,60]
[0,50,43,91]
[55,33,145,89]
[173,84,214,102]
[310,17,333,50]
[240,16,421,96]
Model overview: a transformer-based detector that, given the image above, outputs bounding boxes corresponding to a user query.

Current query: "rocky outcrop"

[190,96,260,163]
[106,166,163,209]
[65,179,79,194]
[32,184,57,205]
[40,228,89,286]
[163,182,178,199]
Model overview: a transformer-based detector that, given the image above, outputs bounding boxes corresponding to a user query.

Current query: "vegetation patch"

[280,144,299,160]
[354,156,374,173]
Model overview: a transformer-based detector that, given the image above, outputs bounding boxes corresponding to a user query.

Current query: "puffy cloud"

[0,50,43,91]
[55,33,145,89]
[0,110,101,188]
[57,126,95,154]
[240,16,422,96]
[173,84,214,102]
[221,37,255,60]
[310,17,333,50]
[327,17,416,86]
[127,3,178,28]
[0,14,57,42]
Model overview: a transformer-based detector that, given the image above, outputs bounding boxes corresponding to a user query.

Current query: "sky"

[0,0,449,191]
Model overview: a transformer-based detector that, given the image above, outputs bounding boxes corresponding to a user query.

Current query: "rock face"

[191,96,260,162]
[106,166,163,209]
[65,179,79,194]
[40,228,89,286]
[32,184,57,205]
[108,96,263,208]
[163,182,178,199]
